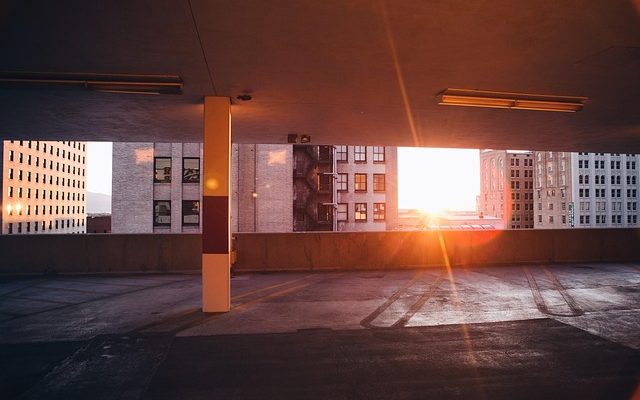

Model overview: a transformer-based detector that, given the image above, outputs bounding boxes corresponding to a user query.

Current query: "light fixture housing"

[0,71,183,95]
[300,135,312,143]
[437,88,588,112]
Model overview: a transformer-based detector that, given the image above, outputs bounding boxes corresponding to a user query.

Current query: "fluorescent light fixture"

[0,71,182,95]
[437,88,588,112]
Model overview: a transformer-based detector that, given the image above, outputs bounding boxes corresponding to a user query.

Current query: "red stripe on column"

[202,196,229,254]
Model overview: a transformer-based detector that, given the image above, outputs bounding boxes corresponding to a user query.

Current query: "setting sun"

[398,147,480,213]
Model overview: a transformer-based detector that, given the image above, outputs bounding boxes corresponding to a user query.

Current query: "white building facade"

[534,151,639,228]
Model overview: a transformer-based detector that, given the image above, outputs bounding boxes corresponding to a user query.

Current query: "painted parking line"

[542,266,584,316]
[360,270,426,329]
[392,273,445,328]
[231,274,315,301]
[523,266,583,317]
[133,274,338,334]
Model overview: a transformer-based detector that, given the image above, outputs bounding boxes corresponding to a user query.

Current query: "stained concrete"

[0,264,638,399]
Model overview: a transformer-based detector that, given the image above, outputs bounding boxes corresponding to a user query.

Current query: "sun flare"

[398,147,480,213]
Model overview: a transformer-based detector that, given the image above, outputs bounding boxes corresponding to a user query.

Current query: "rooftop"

[1,264,638,399]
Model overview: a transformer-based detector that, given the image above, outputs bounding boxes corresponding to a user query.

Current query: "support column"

[202,97,231,312]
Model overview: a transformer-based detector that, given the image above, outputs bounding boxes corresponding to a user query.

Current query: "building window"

[336,173,348,192]
[317,204,332,223]
[337,203,348,221]
[373,174,385,192]
[354,146,367,162]
[373,146,385,163]
[335,145,347,162]
[318,174,333,192]
[153,201,171,227]
[355,203,367,222]
[354,173,367,192]
[182,158,200,183]
[154,157,172,183]
[373,203,386,221]
[182,200,200,226]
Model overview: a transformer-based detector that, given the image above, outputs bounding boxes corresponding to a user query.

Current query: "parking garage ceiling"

[1,0,639,152]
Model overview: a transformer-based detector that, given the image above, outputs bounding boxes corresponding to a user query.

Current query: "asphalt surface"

[1,264,639,399]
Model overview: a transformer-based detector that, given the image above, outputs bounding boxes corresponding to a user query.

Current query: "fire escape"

[293,145,335,231]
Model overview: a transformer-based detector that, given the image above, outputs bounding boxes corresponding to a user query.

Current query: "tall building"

[112,143,397,233]
[479,150,534,229]
[112,143,203,233]
[1,140,87,234]
[534,151,640,228]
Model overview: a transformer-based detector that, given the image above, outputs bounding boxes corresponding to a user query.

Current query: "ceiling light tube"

[0,71,183,95]
[437,89,587,112]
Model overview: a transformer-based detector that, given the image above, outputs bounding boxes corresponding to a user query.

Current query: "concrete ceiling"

[1,0,639,152]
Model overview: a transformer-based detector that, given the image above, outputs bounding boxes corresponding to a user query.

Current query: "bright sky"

[86,142,112,195]
[398,147,480,212]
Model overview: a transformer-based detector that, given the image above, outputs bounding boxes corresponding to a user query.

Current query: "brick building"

[479,150,534,229]
[112,143,397,233]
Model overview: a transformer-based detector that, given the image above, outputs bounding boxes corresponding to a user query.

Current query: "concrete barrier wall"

[1,229,639,274]
[0,234,202,274]
[233,229,640,272]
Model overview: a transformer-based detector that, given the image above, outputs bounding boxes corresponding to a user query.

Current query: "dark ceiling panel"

[0,0,639,152]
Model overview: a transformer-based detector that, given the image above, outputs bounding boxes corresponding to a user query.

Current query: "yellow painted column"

[202,97,231,312]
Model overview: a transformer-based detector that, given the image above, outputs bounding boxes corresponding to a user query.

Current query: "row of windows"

[575,215,638,224]
[6,218,85,234]
[8,149,86,166]
[579,174,637,185]
[8,154,86,176]
[6,186,84,201]
[511,203,536,211]
[510,158,533,167]
[510,170,533,178]
[7,169,85,188]
[10,140,86,153]
[336,202,386,222]
[153,200,200,227]
[510,181,533,190]
[511,192,536,200]
[334,173,385,192]
[154,157,200,183]
[578,159,638,170]
[335,146,385,163]
[579,188,637,198]
[578,152,637,157]
[6,203,85,216]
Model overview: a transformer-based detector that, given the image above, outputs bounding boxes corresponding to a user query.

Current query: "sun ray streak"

[378,0,421,147]
[437,231,487,398]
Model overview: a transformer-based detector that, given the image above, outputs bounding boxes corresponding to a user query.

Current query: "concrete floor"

[0,264,639,399]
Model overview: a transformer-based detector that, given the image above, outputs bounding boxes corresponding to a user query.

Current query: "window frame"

[336,173,348,192]
[354,202,367,222]
[153,200,172,227]
[182,200,200,227]
[372,146,385,163]
[154,157,172,183]
[354,173,367,192]
[354,146,367,163]
[373,174,385,192]
[337,203,348,221]
[335,145,348,163]
[373,203,386,221]
[182,157,200,183]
